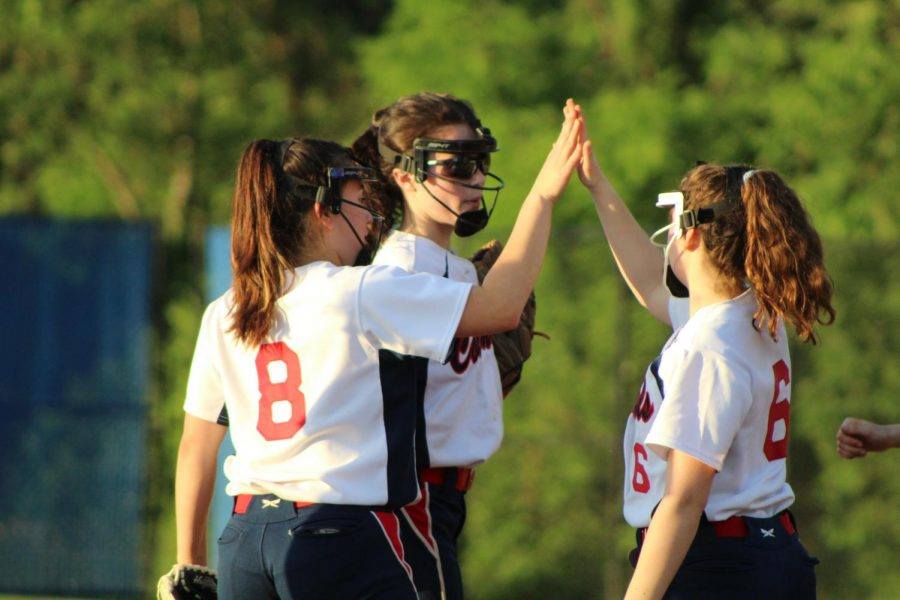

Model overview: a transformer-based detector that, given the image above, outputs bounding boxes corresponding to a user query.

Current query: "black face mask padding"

[666,265,690,298]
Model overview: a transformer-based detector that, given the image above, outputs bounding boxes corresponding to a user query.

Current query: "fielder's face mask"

[378,126,505,237]
[649,165,755,297]
[282,160,386,266]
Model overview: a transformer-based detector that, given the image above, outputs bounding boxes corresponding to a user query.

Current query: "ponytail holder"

[277,139,294,168]
[275,139,301,198]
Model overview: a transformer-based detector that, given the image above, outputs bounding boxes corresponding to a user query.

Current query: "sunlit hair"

[229,138,356,347]
[680,164,836,343]
[351,92,482,228]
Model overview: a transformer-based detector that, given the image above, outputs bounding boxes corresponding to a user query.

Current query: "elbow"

[664,488,709,515]
[178,427,218,460]
[500,311,520,332]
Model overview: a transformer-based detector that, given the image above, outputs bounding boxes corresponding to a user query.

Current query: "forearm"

[625,496,705,600]
[175,434,221,565]
[887,424,900,447]
[589,182,668,320]
[457,194,553,336]
[486,190,553,311]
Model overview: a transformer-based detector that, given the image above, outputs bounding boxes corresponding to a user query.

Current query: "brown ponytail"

[681,164,836,343]
[351,92,484,229]
[741,170,835,342]
[229,137,357,347]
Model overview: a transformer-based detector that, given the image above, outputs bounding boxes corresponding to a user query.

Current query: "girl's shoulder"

[373,230,418,272]
[277,261,374,309]
[374,229,469,279]
[676,292,764,358]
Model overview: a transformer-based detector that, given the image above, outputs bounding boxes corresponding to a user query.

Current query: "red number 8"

[256,342,306,441]
[763,360,790,461]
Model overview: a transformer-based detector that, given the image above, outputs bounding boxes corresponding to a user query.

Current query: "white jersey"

[183,261,473,507]
[373,230,504,468]
[623,292,795,527]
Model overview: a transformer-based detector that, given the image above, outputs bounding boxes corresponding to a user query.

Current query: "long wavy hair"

[681,164,836,343]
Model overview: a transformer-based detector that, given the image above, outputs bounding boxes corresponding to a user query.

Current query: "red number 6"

[256,342,306,441]
[763,360,790,461]
[632,443,651,493]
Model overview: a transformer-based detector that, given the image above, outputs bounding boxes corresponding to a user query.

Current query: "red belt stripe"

[639,511,796,542]
[419,467,475,492]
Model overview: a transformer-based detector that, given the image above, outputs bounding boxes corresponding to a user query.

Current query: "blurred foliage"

[1,0,897,597]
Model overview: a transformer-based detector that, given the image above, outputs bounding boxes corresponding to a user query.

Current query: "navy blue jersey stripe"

[378,350,423,508]
[412,355,431,469]
[217,404,230,426]
[649,355,664,398]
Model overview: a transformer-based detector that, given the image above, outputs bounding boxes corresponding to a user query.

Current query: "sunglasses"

[425,153,491,180]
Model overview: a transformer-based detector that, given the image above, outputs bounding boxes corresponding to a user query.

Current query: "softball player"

[577,117,834,599]
[352,93,570,599]
[164,108,582,599]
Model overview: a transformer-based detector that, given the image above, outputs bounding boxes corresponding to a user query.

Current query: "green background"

[1,0,897,597]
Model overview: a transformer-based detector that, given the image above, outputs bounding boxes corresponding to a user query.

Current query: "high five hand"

[529,98,584,203]
[575,107,612,195]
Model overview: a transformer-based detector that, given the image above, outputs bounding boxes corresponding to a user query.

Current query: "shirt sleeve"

[357,265,473,362]
[668,296,691,330]
[183,302,227,423]
[645,349,753,471]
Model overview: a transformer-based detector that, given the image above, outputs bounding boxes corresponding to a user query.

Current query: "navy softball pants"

[397,469,470,600]
[631,511,819,599]
[217,494,417,599]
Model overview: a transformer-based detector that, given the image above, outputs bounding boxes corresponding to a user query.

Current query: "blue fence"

[203,226,236,569]
[0,218,152,597]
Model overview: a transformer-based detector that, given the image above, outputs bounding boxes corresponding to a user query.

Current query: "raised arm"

[576,118,671,325]
[457,99,583,337]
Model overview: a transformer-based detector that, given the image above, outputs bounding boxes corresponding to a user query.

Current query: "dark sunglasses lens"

[446,158,475,179]
[449,157,490,179]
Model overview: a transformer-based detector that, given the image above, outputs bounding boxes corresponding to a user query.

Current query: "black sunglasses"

[425,153,491,181]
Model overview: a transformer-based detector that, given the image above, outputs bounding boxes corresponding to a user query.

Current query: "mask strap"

[662,235,674,290]
[338,211,366,248]
[421,168,505,193]
[650,222,675,247]
[377,135,404,169]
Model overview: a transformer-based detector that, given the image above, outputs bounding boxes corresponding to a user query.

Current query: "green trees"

[1,1,896,597]
[357,2,899,597]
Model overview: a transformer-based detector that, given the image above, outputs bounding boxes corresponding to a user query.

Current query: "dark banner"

[0,218,153,597]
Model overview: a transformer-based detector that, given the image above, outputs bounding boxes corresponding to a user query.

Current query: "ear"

[391,168,417,193]
[683,227,703,251]
[313,202,335,231]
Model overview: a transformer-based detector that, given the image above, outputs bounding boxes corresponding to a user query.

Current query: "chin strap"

[415,172,504,237]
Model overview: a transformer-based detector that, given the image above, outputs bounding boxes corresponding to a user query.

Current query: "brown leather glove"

[157,564,217,600]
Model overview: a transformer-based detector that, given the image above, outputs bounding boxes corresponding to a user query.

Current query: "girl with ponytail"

[352,94,577,599]
[165,102,583,600]
[577,111,833,599]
